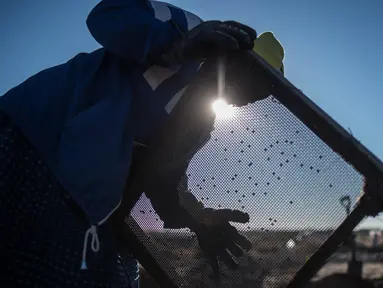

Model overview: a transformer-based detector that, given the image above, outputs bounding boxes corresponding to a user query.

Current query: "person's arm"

[145,122,213,230]
[142,57,219,229]
[86,0,182,63]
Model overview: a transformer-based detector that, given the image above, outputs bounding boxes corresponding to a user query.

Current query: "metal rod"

[286,202,367,288]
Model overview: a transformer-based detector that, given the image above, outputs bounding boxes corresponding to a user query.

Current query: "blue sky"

[1,0,383,229]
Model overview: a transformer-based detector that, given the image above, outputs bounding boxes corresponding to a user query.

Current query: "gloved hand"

[189,208,253,278]
[160,20,257,66]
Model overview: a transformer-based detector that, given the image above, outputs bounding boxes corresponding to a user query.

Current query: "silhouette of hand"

[192,208,252,278]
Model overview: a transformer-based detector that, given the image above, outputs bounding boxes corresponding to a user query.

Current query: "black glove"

[190,208,253,278]
[161,20,257,66]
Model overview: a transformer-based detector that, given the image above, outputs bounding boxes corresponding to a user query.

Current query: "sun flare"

[212,99,234,119]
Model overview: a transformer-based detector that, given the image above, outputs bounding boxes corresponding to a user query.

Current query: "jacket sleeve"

[144,116,214,230]
[86,0,182,63]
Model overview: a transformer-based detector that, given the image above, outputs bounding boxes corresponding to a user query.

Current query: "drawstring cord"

[80,199,122,270]
[81,225,100,270]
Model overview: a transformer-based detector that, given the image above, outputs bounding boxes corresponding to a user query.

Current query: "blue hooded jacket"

[0,0,203,226]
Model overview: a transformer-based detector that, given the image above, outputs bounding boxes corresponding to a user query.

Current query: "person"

[119,30,286,280]
[0,0,259,287]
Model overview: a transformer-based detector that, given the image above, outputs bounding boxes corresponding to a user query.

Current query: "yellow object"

[252,32,285,75]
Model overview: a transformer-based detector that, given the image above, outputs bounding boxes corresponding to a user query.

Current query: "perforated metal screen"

[122,52,382,288]
[130,96,364,288]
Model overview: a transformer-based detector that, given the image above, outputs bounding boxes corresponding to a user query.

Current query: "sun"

[212,99,234,119]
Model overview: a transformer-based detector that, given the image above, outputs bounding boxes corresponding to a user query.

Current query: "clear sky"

[1,0,383,229]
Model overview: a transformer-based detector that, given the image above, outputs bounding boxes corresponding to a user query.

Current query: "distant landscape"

[139,229,383,288]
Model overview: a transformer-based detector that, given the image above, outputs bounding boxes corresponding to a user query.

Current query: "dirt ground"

[315,262,383,280]
[138,231,383,287]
